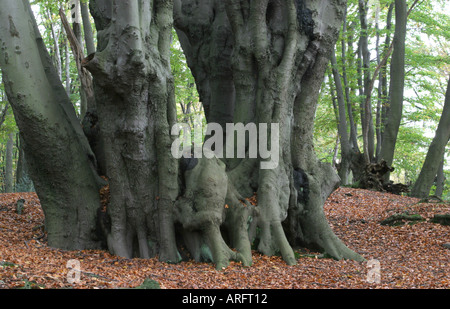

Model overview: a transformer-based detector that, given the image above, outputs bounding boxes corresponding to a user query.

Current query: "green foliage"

[170,30,206,146]
[171,30,204,126]
[315,0,449,199]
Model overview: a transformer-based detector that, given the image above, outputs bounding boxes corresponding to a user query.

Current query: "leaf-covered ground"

[0,187,448,289]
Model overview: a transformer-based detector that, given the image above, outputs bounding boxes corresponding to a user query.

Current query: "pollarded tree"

[174,0,363,265]
[0,0,363,270]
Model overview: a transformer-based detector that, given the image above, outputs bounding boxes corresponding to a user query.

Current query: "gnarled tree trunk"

[175,0,364,265]
[1,0,363,270]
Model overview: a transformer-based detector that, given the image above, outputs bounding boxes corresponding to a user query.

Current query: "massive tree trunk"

[0,0,105,250]
[1,0,363,270]
[86,0,180,262]
[175,0,364,265]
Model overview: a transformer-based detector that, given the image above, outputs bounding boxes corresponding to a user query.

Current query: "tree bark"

[46,8,62,82]
[411,76,450,198]
[435,157,445,198]
[0,0,105,250]
[86,0,180,262]
[379,0,407,179]
[176,0,364,264]
[331,48,351,185]
[358,0,375,164]
[80,1,96,56]
[1,0,364,270]
[5,133,14,193]
[70,0,88,118]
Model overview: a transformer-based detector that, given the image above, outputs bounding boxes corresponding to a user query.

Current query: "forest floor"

[0,187,449,289]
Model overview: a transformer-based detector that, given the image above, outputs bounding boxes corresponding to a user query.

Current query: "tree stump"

[356,160,410,195]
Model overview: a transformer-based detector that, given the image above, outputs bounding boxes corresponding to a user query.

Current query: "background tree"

[317,0,449,196]
[4,133,14,193]
[411,75,450,198]
[378,0,407,180]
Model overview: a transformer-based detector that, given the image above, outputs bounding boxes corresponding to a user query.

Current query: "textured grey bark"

[5,133,14,193]
[80,1,96,56]
[70,0,88,118]
[411,76,450,198]
[379,0,407,178]
[358,0,375,163]
[0,0,105,250]
[331,48,351,185]
[65,41,71,96]
[340,10,359,153]
[176,0,364,264]
[435,158,445,198]
[86,0,180,262]
[46,8,62,81]
[1,0,364,269]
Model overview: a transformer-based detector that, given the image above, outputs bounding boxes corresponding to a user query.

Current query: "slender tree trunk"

[411,76,450,198]
[15,134,25,183]
[70,0,88,118]
[379,0,407,179]
[46,8,62,82]
[435,157,445,198]
[15,134,32,192]
[341,12,359,152]
[331,48,351,185]
[5,133,14,193]
[80,1,96,56]
[381,3,394,133]
[358,0,375,164]
[375,10,382,160]
[65,40,71,97]
[342,22,360,154]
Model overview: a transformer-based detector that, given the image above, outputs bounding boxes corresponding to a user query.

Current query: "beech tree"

[411,76,450,198]
[0,0,363,270]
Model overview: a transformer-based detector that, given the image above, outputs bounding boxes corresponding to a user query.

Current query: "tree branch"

[277,0,299,80]
[0,103,9,128]
[59,8,95,110]
[249,0,269,64]
[225,0,244,39]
